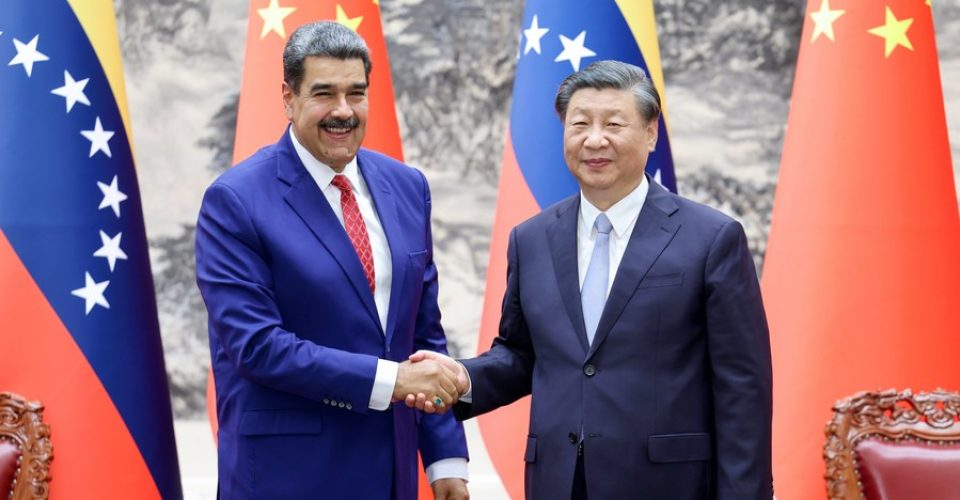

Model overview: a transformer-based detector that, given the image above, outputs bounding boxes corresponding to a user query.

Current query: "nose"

[331,95,353,118]
[583,125,607,149]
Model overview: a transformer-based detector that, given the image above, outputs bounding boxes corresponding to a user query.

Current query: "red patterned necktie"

[331,175,375,293]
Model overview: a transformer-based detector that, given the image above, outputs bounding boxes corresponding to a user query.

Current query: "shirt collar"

[288,126,361,190]
[579,176,650,238]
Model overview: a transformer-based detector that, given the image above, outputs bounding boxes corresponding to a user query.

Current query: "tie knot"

[594,213,613,235]
[331,175,352,193]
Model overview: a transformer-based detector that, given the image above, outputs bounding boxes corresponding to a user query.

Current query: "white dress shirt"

[577,178,650,294]
[290,129,466,483]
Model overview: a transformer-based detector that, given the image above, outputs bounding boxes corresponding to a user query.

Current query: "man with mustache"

[196,21,469,500]
[410,60,772,499]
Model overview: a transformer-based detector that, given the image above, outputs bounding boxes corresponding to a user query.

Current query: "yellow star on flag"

[336,4,363,32]
[868,6,914,57]
[810,0,845,42]
[258,0,296,40]
[373,0,379,5]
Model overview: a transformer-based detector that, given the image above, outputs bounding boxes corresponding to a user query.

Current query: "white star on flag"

[51,70,91,112]
[9,35,49,77]
[523,15,550,55]
[71,272,110,314]
[81,117,115,158]
[555,31,596,71]
[97,175,128,217]
[93,230,127,271]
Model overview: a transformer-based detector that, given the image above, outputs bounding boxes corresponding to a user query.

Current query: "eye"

[606,122,623,128]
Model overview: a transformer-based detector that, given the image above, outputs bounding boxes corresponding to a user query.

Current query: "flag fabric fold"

[476,1,675,496]
[764,0,960,497]
[0,1,182,498]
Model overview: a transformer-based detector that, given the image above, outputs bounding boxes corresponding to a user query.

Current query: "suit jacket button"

[346,403,353,410]
[338,402,345,408]
[583,364,597,377]
[568,432,578,444]
[323,398,330,404]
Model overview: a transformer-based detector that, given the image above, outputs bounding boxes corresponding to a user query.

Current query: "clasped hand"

[392,351,468,414]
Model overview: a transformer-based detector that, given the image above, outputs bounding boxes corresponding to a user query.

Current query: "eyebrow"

[567,107,628,118]
[307,82,369,93]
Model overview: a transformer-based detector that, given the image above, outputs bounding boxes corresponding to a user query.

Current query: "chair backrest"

[0,392,52,500]
[824,388,960,500]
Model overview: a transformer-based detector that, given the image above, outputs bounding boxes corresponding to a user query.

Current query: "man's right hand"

[393,359,460,414]
[404,351,469,412]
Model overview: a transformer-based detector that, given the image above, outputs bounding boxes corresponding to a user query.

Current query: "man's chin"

[322,149,358,168]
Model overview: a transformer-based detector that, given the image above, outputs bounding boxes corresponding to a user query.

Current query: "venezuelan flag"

[475,1,674,496]
[0,1,182,498]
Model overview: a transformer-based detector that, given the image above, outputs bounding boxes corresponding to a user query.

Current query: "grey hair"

[554,60,661,122]
[283,21,372,93]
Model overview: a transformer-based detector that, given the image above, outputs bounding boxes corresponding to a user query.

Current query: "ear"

[645,117,659,152]
[282,81,295,121]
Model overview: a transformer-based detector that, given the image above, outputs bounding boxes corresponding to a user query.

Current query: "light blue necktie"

[581,213,612,346]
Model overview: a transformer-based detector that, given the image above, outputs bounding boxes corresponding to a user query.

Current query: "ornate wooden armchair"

[824,389,960,500]
[0,392,52,499]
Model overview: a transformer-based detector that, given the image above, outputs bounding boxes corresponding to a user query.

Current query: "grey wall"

[113,0,960,419]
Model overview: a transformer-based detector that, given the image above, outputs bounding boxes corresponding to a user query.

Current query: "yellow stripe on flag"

[614,0,670,127]
[66,0,135,155]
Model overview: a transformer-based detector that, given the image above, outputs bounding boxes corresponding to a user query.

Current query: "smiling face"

[283,56,368,171]
[563,87,658,210]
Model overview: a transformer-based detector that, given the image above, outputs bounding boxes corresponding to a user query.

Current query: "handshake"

[392,350,468,414]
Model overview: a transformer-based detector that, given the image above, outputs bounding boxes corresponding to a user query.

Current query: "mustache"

[319,117,360,130]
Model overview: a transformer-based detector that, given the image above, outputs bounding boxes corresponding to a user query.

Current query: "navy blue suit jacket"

[456,179,772,499]
[196,131,467,499]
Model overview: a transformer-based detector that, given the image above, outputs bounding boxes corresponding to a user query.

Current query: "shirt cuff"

[368,359,399,411]
[426,458,469,484]
[458,361,473,403]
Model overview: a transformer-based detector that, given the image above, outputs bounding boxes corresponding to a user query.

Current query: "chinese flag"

[213,0,425,494]
[232,0,402,164]
[210,0,403,433]
[764,0,960,498]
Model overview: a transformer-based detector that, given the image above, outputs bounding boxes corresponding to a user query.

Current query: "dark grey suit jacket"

[456,179,772,500]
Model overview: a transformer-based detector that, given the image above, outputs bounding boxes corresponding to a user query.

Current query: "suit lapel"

[547,196,590,355]
[587,180,680,359]
[277,133,381,331]
[357,152,406,347]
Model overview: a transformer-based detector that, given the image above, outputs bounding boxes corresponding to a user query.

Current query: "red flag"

[764,0,960,497]
[232,0,402,164]
[209,0,404,430]
[210,0,424,493]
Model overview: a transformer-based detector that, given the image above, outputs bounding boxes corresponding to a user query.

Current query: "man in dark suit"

[196,22,469,500]
[410,60,772,499]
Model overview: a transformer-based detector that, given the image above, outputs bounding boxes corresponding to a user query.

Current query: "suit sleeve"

[454,227,535,420]
[703,219,773,499]
[196,182,379,414]
[409,171,469,467]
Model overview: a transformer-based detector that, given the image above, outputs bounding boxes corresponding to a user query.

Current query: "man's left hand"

[431,478,469,500]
